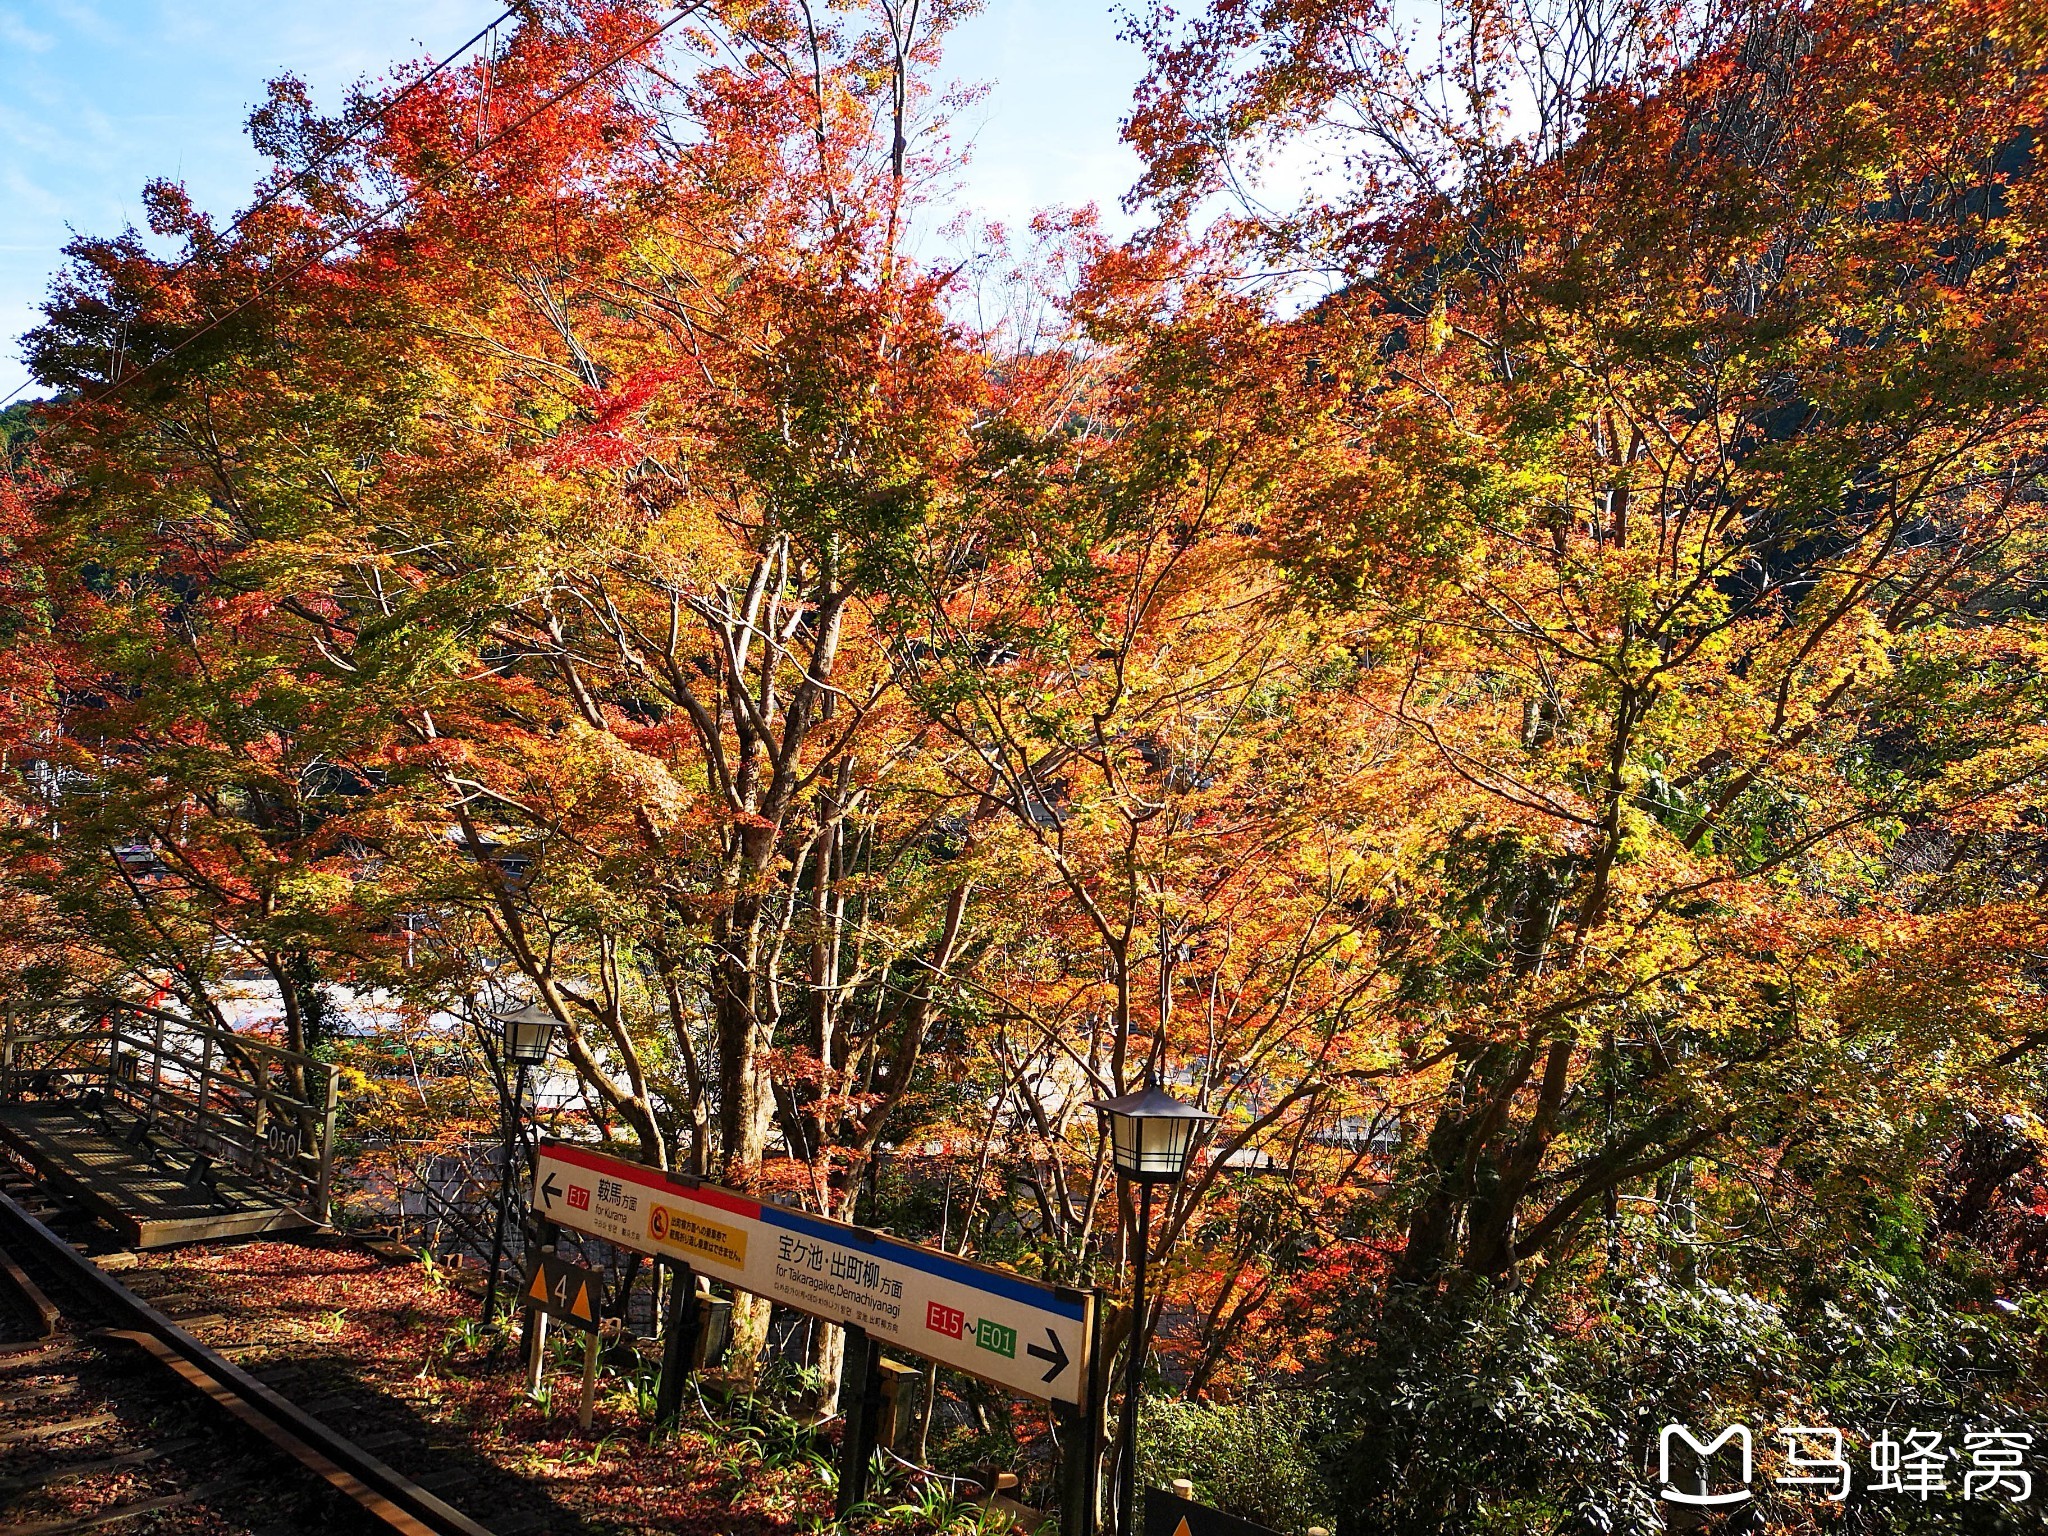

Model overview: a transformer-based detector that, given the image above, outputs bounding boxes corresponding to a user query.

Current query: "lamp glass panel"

[1104,1109,1200,1182]
[1109,1113,1142,1176]
[505,1010,552,1064]
[1137,1115,1195,1179]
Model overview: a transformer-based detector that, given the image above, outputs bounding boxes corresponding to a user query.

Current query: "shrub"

[1139,1389,1336,1531]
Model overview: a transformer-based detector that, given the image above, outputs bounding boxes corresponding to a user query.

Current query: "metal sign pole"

[482,1060,528,1326]
[1117,1182,1153,1536]
[1058,1288,1108,1536]
[834,1325,885,1520]
[656,1258,700,1423]
[856,1331,887,1488]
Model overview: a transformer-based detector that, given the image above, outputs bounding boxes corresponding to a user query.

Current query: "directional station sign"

[532,1139,1093,1407]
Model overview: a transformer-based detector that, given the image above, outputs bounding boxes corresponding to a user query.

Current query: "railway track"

[0,1173,505,1536]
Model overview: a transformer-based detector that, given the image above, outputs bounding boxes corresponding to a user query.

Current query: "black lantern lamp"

[499,1000,558,1066]
[1088,1080,1214,1535]
[483,1000,559,1325]
[1091,1082,1215,1184]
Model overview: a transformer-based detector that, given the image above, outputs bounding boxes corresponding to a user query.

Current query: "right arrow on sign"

[1026,1326,1070,1383]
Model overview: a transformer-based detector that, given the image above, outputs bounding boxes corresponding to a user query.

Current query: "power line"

[0,3,523,414]
[184,6,524,279]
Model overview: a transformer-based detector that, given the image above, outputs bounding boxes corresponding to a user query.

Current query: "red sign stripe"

[538,1140,762,1220]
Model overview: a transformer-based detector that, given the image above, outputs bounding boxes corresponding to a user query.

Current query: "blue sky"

[0,0,1148,401]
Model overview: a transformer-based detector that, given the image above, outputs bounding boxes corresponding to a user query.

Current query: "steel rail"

[0,1186,498,1536]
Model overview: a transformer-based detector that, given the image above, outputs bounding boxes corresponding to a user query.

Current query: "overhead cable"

[81,4,697,401]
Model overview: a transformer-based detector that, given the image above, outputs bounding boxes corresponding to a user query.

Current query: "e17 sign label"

[532,1139,1093,1407]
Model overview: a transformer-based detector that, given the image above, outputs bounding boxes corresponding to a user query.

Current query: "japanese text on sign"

[532,1139,1092,1407]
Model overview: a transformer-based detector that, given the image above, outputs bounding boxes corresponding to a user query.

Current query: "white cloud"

[0,8,56,52]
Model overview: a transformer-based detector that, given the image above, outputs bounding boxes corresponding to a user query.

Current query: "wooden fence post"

[874,1358,921,1448]
[312,1062,338,1224]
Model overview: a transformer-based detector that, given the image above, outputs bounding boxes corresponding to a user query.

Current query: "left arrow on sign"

[1025,1326,1070,1383]
[540,1172,563,1209]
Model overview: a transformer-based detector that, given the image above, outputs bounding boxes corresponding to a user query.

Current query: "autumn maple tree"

[1114,0,2048,1525]
[5,0,2048,1528]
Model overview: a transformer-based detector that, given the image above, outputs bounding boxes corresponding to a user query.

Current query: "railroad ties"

[0,1170,510,1536]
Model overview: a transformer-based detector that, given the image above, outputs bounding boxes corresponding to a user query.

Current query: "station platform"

[0,1101,315,1248]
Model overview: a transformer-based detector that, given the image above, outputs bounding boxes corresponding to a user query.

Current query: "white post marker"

[531,1139,1094,1408]
[577,1332,599,1433]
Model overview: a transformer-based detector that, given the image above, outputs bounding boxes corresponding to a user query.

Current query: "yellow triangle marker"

[569,1280,594,1322]
[525,1267,549,1305]
[1171,1519,1193,1536]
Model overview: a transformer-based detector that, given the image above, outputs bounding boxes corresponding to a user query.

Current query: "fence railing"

[360,1137,660,1334]
[0,1002,341,1223]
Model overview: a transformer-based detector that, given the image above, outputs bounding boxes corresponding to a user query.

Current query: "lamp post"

[483,1001,557,1325]
[1088,1081,1214,1536]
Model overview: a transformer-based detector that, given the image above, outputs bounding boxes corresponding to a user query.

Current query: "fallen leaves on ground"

[133,1239,842,1536]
